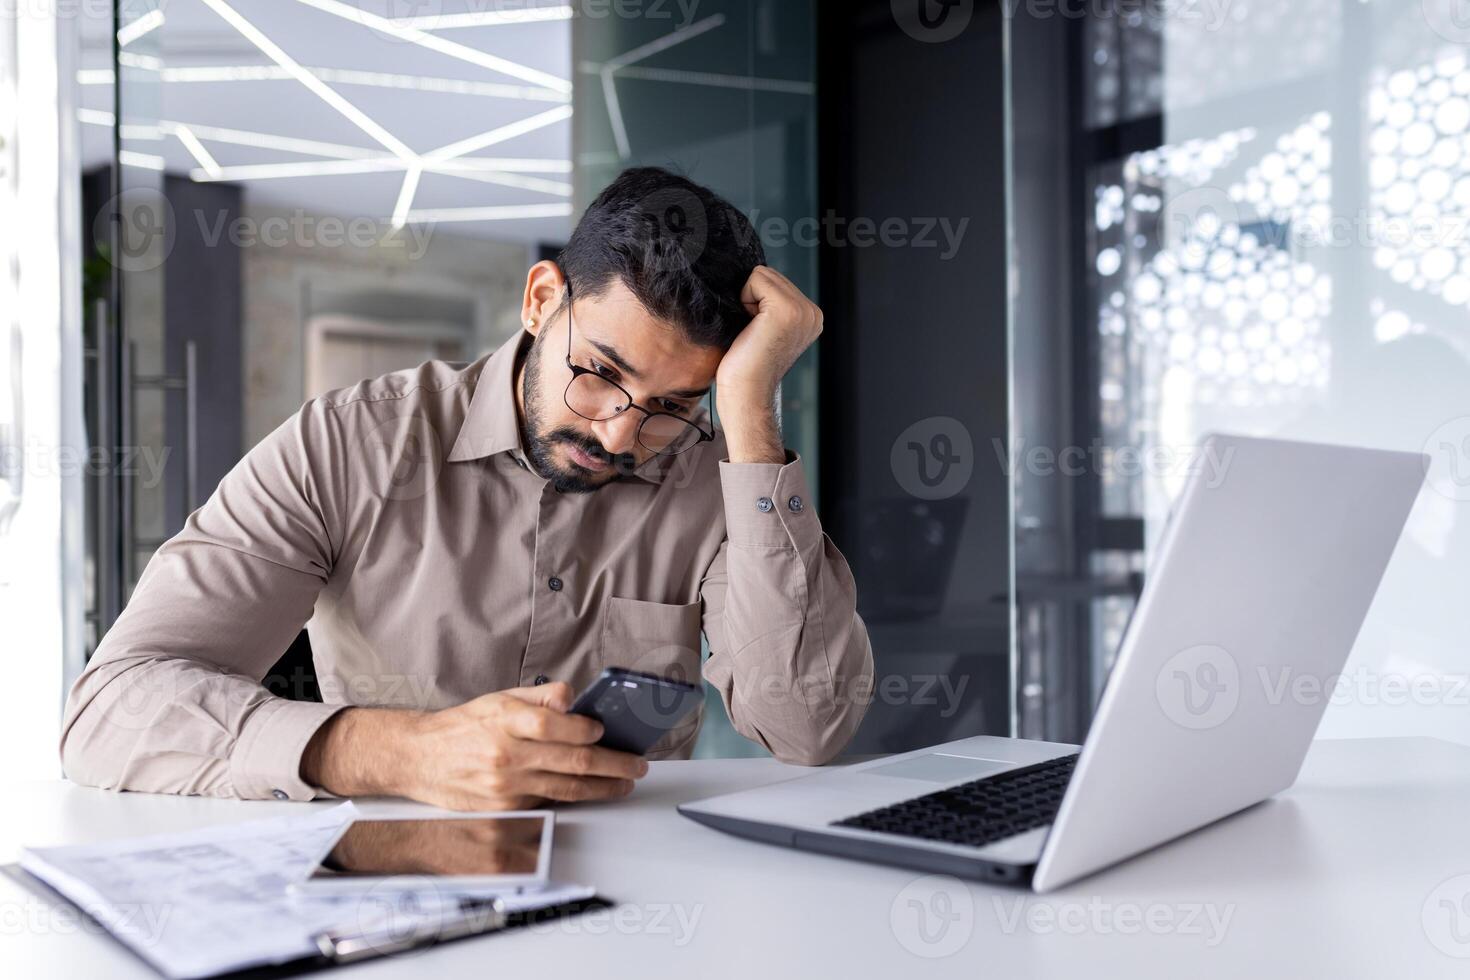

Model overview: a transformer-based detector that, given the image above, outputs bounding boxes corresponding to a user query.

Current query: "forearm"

[718,388,785,465]
[299,706,424,797]
[62,398,348,800]
[61,654,343,800]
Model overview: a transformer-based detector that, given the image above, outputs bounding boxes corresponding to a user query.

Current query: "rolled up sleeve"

[60,399,349,800]
[700,453,874,765]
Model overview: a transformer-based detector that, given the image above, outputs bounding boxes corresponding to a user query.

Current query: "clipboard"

[0,862,613,979]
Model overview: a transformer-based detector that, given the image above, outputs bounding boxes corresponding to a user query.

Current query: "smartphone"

[569,668,703,755]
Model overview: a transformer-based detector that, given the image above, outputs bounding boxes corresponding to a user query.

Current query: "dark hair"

[556,166,766,349]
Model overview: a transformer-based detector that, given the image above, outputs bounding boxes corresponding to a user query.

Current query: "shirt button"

[548,577,564,592]
[533,674,550,686]
[756,497,774,513]
[271,789,289,801]
[788,496,804,513]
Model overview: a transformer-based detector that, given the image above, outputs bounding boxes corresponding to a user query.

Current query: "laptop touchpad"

[867,754,1015,783]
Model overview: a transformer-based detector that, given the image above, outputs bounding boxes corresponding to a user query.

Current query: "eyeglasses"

[561,286,716,457]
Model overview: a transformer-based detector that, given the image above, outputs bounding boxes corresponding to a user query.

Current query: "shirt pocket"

[598,596,705,758]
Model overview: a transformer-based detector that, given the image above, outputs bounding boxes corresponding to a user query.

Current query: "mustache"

[545,427,640,474]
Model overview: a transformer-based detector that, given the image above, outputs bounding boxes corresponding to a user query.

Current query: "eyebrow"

[588,338,641,379]
[668,385,713,401]
[587,338,711,402]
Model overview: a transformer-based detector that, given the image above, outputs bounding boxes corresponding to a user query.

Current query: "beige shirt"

[60,331,873,801]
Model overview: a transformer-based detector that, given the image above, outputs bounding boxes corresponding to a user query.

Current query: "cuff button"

[756,496,774,513]
[788,496,804,513]
[271,789,289,801]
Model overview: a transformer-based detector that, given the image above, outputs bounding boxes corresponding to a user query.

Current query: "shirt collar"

[446,330,699,486]
[447,330,530,465]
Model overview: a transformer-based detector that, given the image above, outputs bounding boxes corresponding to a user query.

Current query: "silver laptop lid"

[1033,434,1426,891]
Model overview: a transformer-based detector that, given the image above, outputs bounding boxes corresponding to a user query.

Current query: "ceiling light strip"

[603,65,816,95]
[118,52,164,72]
[76,107,114,126]
[120,150,166,171]
[597,14,727,160]
[190,158,405,182]
[424,168,572,196]
[432,156,572,174]
[604,14,725,71]
[117,10,165,48]
[309,66,567,101]
[77,108,162,140]
[150,64,567,102]
[388,6,574,30]
[600,68,630,160]
[170,122,383,160]
[391,164,423,229]
[172,124,224,179]
[291,0,572,94]
[197,0,417,161]
[423,104,573,162]
[404,203,575,224]
[189,158,574,196]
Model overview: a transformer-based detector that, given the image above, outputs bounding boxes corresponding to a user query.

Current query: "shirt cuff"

[229,697,348,801]
[720,452,821,551]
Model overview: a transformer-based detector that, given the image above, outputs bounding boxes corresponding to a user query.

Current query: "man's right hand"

[300,682,649,811]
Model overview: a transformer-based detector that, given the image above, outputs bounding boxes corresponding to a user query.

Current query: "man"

[61,167,873,811]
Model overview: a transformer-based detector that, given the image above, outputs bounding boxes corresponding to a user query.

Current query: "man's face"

[518,280,723,494]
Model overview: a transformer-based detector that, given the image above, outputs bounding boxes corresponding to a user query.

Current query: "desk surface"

[3,737,1469,979]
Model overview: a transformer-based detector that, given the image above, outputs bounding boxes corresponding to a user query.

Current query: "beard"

[519,329,638,494]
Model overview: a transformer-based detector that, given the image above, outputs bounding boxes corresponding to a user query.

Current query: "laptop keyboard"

[832,753,1079,849]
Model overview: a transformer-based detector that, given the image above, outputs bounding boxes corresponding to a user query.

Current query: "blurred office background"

[4,0,1469,780]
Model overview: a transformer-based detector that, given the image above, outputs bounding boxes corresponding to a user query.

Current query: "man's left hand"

[715,267,823,464]
[717,265,824,406]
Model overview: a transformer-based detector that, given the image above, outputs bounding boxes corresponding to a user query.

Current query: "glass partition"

[91,0,571,634]
[3,2,87,779]
[1012,0,1470,746]
[572,0,818,756]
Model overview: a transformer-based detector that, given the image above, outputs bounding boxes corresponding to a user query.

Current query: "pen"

[313,898,507,964]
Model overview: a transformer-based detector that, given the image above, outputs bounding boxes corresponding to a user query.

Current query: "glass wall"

[88,0,816,757]
[572,0,819,472]
[2,3,87,780]
[89,0,568,638]
[572,0,818,756]
[1015,0,1470,746]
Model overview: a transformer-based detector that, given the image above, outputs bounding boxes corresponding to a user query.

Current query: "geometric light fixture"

[178,0,576,225]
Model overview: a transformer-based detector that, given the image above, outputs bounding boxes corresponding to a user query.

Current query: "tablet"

[289,811,554,897]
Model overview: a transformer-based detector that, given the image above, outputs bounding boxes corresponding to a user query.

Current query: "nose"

[593,408,641,455]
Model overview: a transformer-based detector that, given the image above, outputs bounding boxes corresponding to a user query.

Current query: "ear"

[520,260,566,338]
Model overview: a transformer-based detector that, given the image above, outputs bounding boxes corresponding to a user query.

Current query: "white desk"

[3,737,1469,979]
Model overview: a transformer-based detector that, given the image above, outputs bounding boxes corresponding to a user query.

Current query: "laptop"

[679,434,1427,891]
